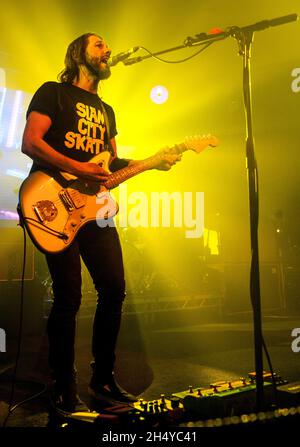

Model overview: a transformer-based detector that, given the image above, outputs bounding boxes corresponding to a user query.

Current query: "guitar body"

[19,152,118,254]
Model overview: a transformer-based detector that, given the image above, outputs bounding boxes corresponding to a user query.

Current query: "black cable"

[262,338,279,404]
[2,224,26,427]
[138,42,213,64]
[9,382,48,413]
[22,216,68,239]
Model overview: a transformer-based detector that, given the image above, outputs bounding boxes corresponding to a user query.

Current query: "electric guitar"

[19,135,218,253]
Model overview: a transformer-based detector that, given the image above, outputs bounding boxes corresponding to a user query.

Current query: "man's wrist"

[68,159,82,176]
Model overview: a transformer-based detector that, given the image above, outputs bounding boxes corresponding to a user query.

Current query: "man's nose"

[105,45,112,56]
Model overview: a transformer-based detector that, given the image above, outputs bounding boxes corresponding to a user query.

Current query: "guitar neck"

[104,143,187,190]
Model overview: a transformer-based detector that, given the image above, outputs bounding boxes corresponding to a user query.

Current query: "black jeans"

[45,221,126,389]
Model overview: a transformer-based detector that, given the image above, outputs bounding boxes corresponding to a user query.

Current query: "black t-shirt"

[27,81,129,172]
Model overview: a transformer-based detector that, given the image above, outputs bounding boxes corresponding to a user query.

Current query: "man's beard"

[84,56,111,80]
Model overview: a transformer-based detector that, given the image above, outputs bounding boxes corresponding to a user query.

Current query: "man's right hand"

[75,162,110,182]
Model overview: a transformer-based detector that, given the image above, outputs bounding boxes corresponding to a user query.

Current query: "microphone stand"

[124,13,298,411]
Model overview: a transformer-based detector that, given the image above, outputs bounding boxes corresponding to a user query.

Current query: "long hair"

[58,33,98,84]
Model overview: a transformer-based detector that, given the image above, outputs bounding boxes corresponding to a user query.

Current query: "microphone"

[108,46,140,66]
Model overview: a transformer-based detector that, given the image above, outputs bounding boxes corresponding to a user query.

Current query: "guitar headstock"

[183,134,219,154]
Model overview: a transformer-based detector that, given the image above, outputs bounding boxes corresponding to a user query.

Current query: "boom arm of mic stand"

[123,39,220,66]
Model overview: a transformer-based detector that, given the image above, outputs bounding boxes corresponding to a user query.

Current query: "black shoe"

[49,382,90,414]
[88,374,137,406]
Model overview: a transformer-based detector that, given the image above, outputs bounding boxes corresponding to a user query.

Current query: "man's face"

[84,35,112,80]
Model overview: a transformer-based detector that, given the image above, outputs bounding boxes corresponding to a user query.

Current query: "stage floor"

[1,309,300,428]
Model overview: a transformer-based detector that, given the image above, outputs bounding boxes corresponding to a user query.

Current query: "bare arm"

[22,111,109,182]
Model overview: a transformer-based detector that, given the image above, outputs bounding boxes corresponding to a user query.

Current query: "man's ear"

[71,48,84,64]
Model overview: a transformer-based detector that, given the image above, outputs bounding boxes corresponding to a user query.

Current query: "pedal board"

[172,376,274,419]
[133,395,186,425]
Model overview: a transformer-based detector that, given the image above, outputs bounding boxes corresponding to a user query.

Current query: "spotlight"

[150,85,168,104]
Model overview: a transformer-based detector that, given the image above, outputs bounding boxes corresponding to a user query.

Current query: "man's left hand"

[154,148,182,171]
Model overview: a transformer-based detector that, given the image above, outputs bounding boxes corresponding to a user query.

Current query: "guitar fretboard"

[104,143,187,190]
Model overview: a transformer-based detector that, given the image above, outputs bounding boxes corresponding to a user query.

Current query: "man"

[21,33,180,413]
